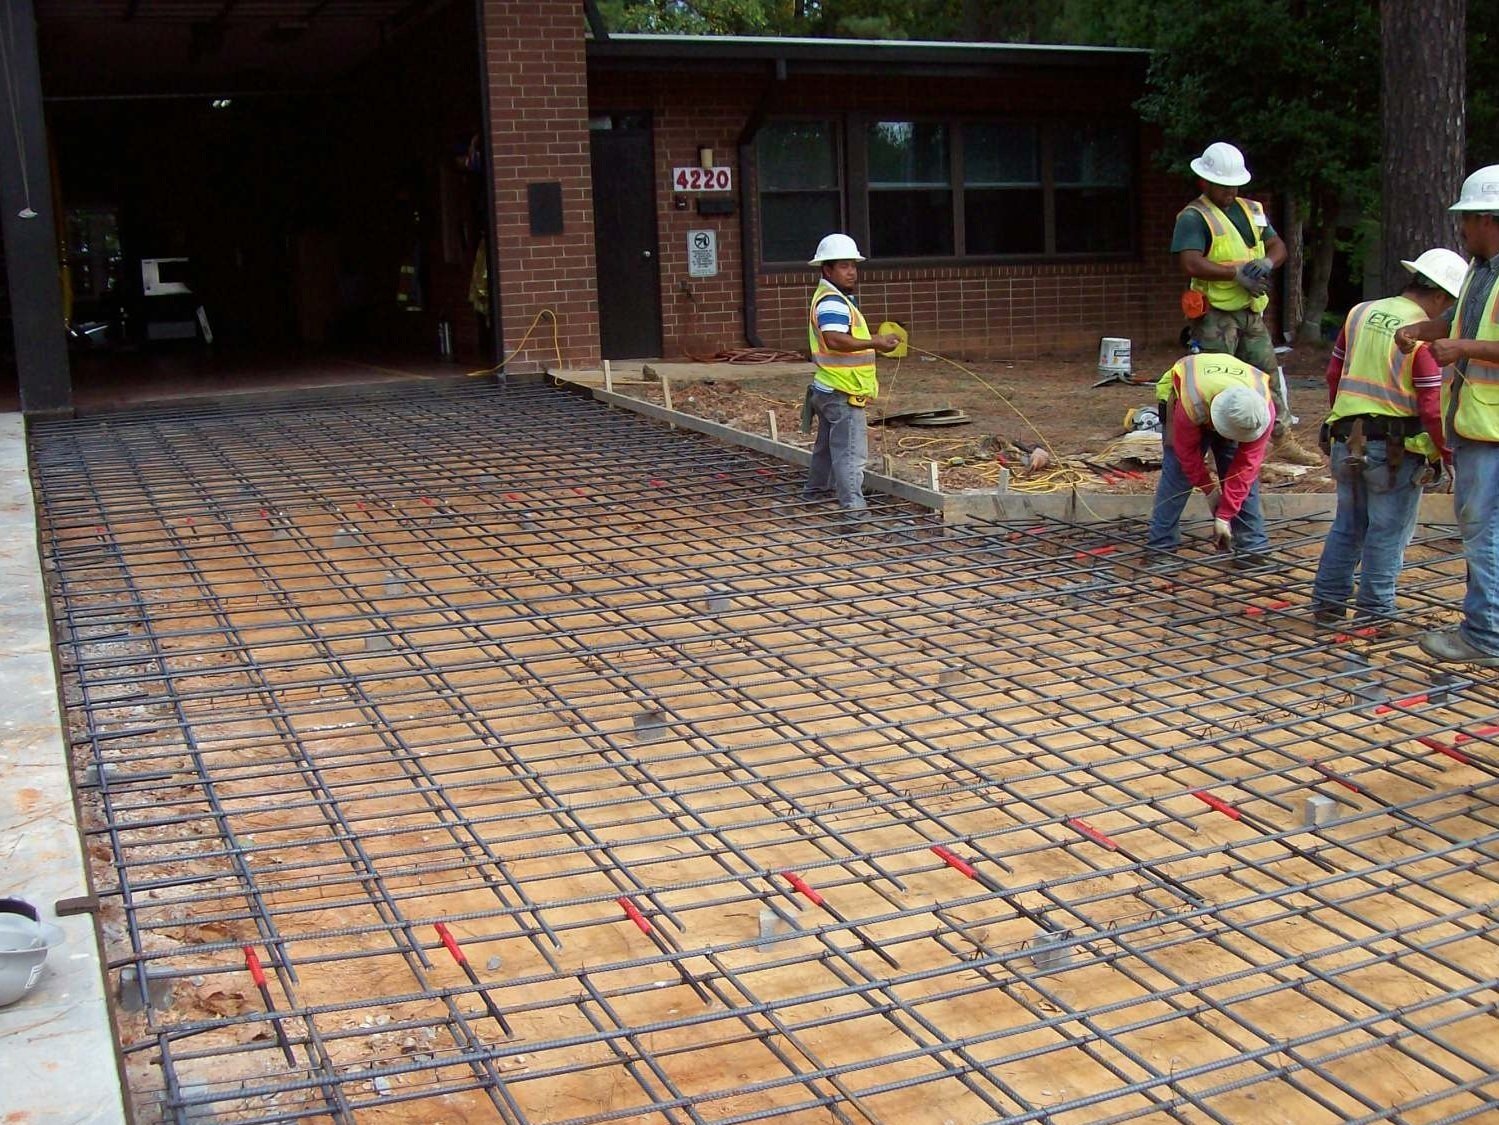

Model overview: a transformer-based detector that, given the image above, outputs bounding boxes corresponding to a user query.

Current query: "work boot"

[1231,552,1272,572]
[1418,628,1499,667]
[1312,606,1345,631]
[1271,430,1323,466]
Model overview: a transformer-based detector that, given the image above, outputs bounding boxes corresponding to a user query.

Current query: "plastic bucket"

[1098,337,1131,374]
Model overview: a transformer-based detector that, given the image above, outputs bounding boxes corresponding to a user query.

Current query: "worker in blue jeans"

[1395,166,1499,665]
[1311,248,1464,629]
[800,234,902,511]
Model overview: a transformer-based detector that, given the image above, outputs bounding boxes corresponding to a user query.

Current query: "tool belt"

[1327,414,1421,442]
[1321,415,1419,485]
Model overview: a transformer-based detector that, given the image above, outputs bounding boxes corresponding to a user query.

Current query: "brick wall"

[483,1,599,372]
[589,65,1193,361]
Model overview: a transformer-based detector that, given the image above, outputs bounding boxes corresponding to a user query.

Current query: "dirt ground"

[610,342,1341,496]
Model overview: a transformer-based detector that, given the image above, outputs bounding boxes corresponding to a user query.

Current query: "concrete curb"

[584,382,1459,528]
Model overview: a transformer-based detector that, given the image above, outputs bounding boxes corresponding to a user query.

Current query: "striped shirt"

[813,288,859,392]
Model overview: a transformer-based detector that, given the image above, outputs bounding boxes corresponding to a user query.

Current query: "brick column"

[481,0,599,372]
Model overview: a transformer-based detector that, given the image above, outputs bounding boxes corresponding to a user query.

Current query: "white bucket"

[1098,336,1131,374]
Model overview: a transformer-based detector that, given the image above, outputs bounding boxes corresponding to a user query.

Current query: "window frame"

[753,117,847,267]
[754,112,1139,270]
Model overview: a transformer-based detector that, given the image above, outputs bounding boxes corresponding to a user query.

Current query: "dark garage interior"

[18,0,492,409]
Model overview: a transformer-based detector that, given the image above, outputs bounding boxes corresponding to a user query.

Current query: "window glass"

[757,121,842,262]
[1054,122,1133,252]
[963,123,1043,255]
[964,123,1039,186]
[867,121,952,256]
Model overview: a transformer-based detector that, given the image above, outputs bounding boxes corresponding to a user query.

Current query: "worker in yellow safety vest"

[1172,141,1321,467]
[1146,352,1276,569]
[1311,248,1467,630]
[1394,166,1499,665]
[796,234,903,512]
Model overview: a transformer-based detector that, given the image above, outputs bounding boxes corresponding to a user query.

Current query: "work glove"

[1246,256,1274,280]
[1212,517,1234,552]
[1421,459,1452,493]
[1233,263,1269,297]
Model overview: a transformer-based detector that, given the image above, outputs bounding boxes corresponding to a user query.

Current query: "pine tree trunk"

[1283,196,1305,342]
[1297,194,1340,343]
[1381,0,1466,292]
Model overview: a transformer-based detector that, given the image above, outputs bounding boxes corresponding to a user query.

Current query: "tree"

[1380,0,1465,293]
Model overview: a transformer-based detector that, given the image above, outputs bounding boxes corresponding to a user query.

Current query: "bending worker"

[1173,141,1321,466]
[1394,166,1499,667]
[799,234,902,512]
[1311,248,1466,630]
[1147,352,1275,568]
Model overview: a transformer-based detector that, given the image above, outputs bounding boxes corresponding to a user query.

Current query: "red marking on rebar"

[1333,627,1380,642]
[1417,736,1473,765]
[617,896,651,935]
[421,496,434,506]
[931,845,978,880]
[573,487,588,495]
[1453,723,1499,746]
[650,479,667,487]
[434,922,466,964]
[1191,790,1241,820]
[782,872,824,907]
[715,473,730,481]
[242,945,267,987]
[1243,605,1267,616]
[504,492,522,502]
[1312,763,1362,793]
[1375,693,1430,715]
[184,517,194,525]
[1067,817,1119,850]
[757,468,775,477]
[355,501,367,511]
[1075,545,1119,559]
[258,509,269,519]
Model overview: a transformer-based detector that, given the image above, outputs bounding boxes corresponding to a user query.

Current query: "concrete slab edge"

[0,413,128,1123]
[581,382,1458,530]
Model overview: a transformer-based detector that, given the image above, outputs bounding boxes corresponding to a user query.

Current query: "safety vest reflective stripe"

[808,280,879,399]
[1330,297,1420,418]
[1447,266,1499,442]
[1183,196,1269,315]
[1159,354,1271,424]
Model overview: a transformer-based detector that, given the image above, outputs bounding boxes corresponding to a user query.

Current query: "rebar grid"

[28,379,1499,1125]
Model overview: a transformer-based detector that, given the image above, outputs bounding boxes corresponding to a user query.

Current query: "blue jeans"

[1146,431,1268,552]
[805,387,868,510]
[1453,437,1499,653]
[1312,439,1423,618]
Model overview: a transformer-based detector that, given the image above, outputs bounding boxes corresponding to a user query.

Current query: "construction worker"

[1146,352,1275,568]
[1172,141,1321,467]
[1311,248,1467,630]
[1393,165,1499,666]
[799,234,902,511]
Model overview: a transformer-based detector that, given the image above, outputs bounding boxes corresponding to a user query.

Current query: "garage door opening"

[35,0,494,411]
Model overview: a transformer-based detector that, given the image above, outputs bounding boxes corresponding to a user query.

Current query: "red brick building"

[3,1,1191,413]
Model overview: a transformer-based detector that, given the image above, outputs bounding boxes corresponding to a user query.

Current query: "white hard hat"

[1399,247,1469,298]
[809,233,865,265]
[1189,142,1251,187]
[1449,165,1499,213]
[1209,385,1271,443]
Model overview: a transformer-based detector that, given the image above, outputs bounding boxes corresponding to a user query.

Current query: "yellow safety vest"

[808,279,879,400]
[1155,353,1272,425]
[1444,265,1499,443]
[1182,195,1270,314]
[1329,295,1438,459]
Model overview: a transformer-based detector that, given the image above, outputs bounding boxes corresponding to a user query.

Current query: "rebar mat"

[28,379,1499,1124]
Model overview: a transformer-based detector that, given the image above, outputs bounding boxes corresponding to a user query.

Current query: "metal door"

[590,123,662,359]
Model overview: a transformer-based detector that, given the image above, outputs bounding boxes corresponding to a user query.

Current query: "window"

[1053,122,1133,253]
[757,121,842,264]
[754,116,1135,263]
[962,123,1043,255]
[866,121,953,257]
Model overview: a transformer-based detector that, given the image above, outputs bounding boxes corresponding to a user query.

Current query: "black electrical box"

[696,198,736,216]
[527,182,564,235]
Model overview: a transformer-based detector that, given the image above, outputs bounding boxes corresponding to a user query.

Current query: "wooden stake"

[767,410,779,442]
[603,359,613,393]
[928,460,940,491]
[661,375,675,428]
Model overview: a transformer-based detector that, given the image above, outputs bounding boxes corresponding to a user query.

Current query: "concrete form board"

[0,413,127,1123]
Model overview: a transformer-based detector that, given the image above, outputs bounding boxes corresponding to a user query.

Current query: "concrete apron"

[588,386,1459,529]
[0,413,128,1123]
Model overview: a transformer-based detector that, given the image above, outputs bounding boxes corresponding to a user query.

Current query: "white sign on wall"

[672,167,733,192]
[688,230,718,278]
